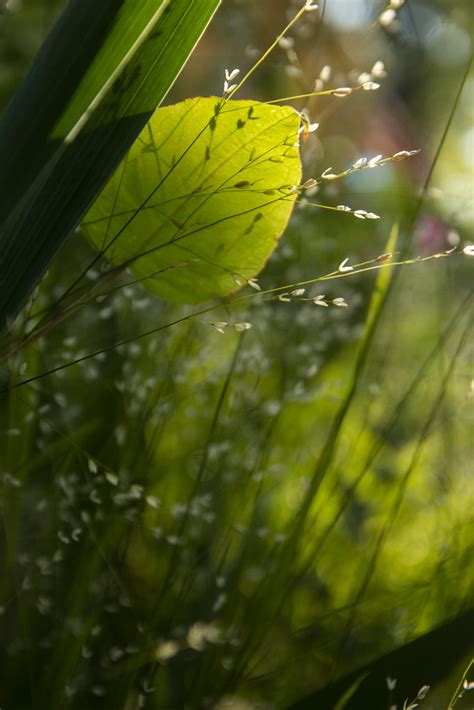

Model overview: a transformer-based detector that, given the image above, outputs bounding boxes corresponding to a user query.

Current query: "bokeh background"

[0,1,473,708]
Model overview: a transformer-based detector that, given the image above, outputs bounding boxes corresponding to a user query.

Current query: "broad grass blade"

[0,0,221,331]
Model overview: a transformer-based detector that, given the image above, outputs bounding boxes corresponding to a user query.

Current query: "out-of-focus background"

[0,1,473,708]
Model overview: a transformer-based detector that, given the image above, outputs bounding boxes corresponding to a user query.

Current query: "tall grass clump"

[0,0,473,709]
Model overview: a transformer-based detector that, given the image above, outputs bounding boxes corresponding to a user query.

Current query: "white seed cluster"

[379,0,405,28]
[210,321,253,334]
[223,68,240,95]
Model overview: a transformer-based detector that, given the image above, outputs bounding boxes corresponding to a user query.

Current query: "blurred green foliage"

[0,1,473,709]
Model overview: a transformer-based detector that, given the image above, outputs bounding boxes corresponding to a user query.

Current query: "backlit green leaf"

[83,97,302,303]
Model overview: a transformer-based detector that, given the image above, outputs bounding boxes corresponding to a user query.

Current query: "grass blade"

[0,0,221,331]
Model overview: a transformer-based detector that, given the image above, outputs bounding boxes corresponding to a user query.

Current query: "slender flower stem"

[226,4,310,101]
[448,658,474,708]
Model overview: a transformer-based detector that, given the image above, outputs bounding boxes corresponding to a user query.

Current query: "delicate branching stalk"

[402,684,430,710]
[1,244,470,390]
[225,1,317,101]
[298,149,421,189]
[448,658,474,708]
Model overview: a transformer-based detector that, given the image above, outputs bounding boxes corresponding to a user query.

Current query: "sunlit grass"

[0,1,473,708]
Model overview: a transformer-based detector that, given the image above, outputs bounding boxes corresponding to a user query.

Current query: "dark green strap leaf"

[0,0,220,331]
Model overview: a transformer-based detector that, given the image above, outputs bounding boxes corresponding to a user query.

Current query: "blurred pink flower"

[414,214,450,253]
